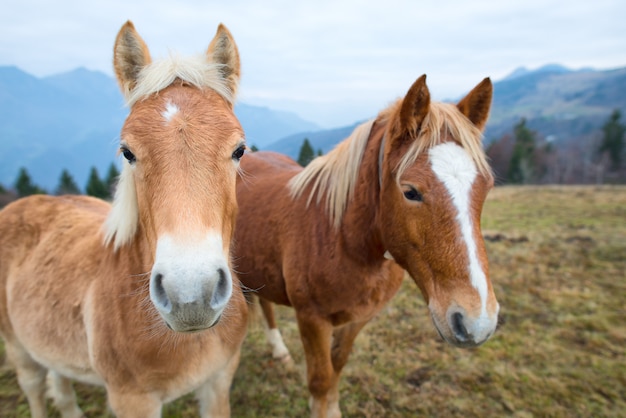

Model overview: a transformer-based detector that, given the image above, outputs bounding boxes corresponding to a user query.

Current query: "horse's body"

[234,76,499,417]
[0,21,247,417]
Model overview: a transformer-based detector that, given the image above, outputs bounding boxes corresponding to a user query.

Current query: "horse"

[0,21,247,417]
[233,75,499,417]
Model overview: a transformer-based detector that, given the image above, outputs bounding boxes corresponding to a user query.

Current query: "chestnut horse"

[0,21,247,417]
[234,75,499,417]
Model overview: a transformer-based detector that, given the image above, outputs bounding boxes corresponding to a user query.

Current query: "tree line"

[2,110,624,208]
[487,109,625,184]
[0,163,120,208]
[0,137,321,205]
[291,110,626,184]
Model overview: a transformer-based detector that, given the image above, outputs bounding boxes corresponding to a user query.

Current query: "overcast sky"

[1,0,624,127]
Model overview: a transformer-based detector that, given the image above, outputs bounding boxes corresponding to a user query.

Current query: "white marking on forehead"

[429,142,488,311]
[162,100,180,123]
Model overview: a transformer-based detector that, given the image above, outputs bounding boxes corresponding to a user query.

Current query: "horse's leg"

[47,371,84,418]
[296,313,336,418]
[259,297,292,363]
[196,348,241,418]
[5,342,48,418]
[106,389,161,418]
[325,321,369,418]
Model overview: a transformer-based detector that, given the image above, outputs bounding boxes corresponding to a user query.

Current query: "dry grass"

[1,185,625,417]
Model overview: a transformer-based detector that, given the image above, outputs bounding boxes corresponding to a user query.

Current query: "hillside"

[1,64,625,188]
[0,66,318,190]
[263,65,626,162]
[264,122,363,157]
[485,64,626,142]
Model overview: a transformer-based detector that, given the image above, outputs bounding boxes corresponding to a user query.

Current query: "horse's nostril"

[210,268,230,307]
[451,312,469,342]
[153,273,170,310]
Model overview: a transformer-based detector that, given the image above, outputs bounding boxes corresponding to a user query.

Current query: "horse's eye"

[232,145,245,161]
[403,187,423,202]
[121,147,136,164]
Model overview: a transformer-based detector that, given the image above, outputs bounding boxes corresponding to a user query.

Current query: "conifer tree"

[297,138,315,167]
[55,169,81,195]
[598,109,625,170]
[85,167,109,199]
[14,167,46,197]
[104,162,120,198]
[249,144,259,152]
[507,118,537,184]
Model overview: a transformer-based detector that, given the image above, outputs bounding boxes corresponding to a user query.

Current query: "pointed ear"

[457,77,492,131]
[113,21,151,97]
[207,24,241,101]
[399,74,430,135]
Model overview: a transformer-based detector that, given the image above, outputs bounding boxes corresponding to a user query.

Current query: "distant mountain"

[485,65,626,143]
[263,64,626,160]
[235,103,318,149]
[503,63,572,80]
[264,122,363,160]
[0,66,318,190]
[2,64,625,189]
[0,66,126,191]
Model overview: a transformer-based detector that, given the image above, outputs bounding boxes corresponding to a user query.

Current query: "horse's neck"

[339,124,386,263]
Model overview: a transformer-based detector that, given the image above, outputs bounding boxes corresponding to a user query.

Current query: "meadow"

[1,185,625,417]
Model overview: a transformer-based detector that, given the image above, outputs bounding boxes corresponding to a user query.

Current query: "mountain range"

[486,64,626,142]
[279,64,626,158]
[0,66,318,190]
[1,63,625,190]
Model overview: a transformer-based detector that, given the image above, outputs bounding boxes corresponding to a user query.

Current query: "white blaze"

[429,142,488,311]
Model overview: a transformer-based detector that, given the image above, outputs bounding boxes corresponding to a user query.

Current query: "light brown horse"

[234,75,499,417]
[0,21,247,417]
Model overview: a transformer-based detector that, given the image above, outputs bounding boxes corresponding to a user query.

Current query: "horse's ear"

[395,74,431,140]
[207,24,240,102]
[457,77,492,131]
[113,21,152,98]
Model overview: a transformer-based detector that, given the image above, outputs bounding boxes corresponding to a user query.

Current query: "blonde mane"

[288,101,492,230]
[123,54,234,107]
[390,101,492,181]
[103,162,138,250]
[288,120,375,229]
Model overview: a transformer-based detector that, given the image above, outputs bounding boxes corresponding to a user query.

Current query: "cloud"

[1,0,625,127]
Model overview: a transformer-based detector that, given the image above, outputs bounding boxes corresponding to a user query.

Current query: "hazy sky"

[1,0,624,127]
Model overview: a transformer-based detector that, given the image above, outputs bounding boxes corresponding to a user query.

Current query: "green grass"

[1,185,625,417]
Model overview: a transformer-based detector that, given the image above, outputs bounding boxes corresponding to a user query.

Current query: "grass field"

[1,185,625,417]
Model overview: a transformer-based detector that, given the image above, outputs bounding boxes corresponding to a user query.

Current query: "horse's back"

[0,194,109,224]
[237,151,302,219]
[235,152,304,306]
[240,150,301,174]
[0,194,109,260]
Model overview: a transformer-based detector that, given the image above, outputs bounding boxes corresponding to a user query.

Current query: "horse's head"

[104,21,245,332]
[379,75,498,347]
